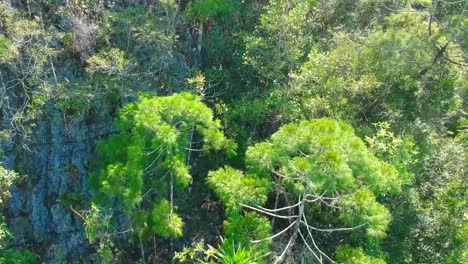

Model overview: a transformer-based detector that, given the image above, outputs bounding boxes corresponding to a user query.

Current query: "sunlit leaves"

[209,118,400,261]
[284,12,464,125]
[247,118,400,196]
[0,166,18,248]
[216,239,267,264]
[184,0,232,22]
[340,189,391,239]
[86,48,132,75]
[207,166,271,210]
[0,167,18,207]
[243,0,316,85]
[92,92,235,239]
[151,200,184,238]
[0,35,17,62]
[224,212,272,253]
[336,245,386,264]
[0,167,31,261]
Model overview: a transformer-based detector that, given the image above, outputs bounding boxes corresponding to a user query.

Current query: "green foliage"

[456,119,468,146]
[99,7,175,51]
[336,245,386,264]
[365,122,419,183]
[247,118,401,195]
[174,239,267,264]
[86,48,132,75]
[209,118,400,261]
[407,134,467,264]
[243,0,316,86]
[215,239,267,264]
[90,92,235,241]
[314,0,407,31]
[83,203,112,244]
[376,125,467,264]
[0,34,17,61]
[97,6,176,82]
[0,3,42,50]
[81,203,116,263]
[1,0,466,263]
[174,242,218,263]
[0,167,18,207]
[0,217,11,250]
[151,199,184,238]
[0,249,39,264]
[0,167,37,263]
[223,212,272,253]
[0,2,56,137]
[184,0,232,22]
[175,213,272,263]
[282,11,464,126]
[207,166,271,210]
[340,189,391,239]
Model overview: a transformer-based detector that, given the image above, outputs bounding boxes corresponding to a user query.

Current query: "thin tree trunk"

[195,22,204,67]
[170,172,174,264]
[271,186,280,227]
[276,198,304,264]
[139,236,145,262]
[153,236,157,262]
[187,128,194,192]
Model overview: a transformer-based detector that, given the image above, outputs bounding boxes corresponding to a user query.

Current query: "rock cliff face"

[4,111,115,262]
[2,52,191,263]
[1,1,194,261]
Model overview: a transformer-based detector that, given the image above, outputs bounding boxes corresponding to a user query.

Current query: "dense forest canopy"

[0,0,466,263]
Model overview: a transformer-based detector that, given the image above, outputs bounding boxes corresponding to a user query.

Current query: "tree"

[408,133,467,264]
[89,92,235,260]
[184,0,232,67]
[363,121,467,263]
[208,118,401,263]
[313,0,407,32]
[283,11,465,126]
[243,0,315,87]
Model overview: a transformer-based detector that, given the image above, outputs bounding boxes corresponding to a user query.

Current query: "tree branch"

[301,221,368,233]
[302,214,337,264]
[241,203,299,219]
[251,220,297,243]
[274,233,295,264]
[258,200,302,213]
[298,230,322,263]
[419,41,450,76]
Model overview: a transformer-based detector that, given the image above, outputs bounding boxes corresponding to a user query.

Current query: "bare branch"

[318,198,342,209]
[305,193,340,201]
[112,228,134,236]
[301,221,367,233]
[258,200,302,213]
[251,220,297,243]
[274,233,295,264]
[302,214,337,264]
[241,203,299,220]
[298,230,322,264]
[443,54,468,67]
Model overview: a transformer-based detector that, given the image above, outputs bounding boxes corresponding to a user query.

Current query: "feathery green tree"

[89,92,235,259]
[208,118,401,263]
